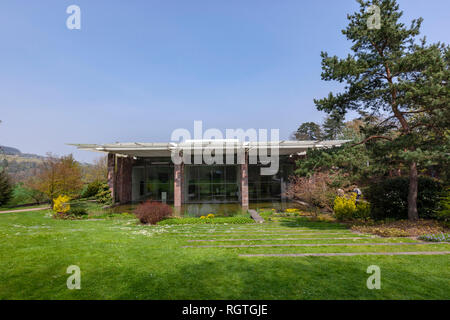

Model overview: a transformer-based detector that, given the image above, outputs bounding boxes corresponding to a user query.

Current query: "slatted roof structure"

[68,140,350,158]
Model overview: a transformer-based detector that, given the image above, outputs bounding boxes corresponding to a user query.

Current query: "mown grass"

[0,210,449,299]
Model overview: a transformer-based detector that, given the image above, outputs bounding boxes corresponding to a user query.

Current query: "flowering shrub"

[207,214,215,218]
[134,201,172,224]
[285,208,300,213]
[334,193,357,220]
[334,194,371,221]
[418,233,450,242]
[53,195,71,215]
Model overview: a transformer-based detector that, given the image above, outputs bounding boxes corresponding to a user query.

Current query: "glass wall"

[185,165,239,203]
[131,155,295,204]
[248,159,295,201]
[131,158,174,202]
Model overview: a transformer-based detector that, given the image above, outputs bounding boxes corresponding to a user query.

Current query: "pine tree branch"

[351,135,393,147]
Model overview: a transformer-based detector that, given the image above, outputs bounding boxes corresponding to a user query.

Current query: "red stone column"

[116,156,133,204]
[107,153,116,203]
[240,152,249,211]
[174,163,184,214]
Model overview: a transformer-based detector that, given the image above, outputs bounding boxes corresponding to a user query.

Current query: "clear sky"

[1,0,449,162]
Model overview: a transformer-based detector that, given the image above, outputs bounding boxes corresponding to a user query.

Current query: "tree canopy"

[313,0,449,220]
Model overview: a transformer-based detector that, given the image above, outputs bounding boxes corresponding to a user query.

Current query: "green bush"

[435,187,450,222]
[158,216,254,225]
[8,183,47,206]
[81,181,104,198]
[94,183,112,205]
[365,176,442,220]
[68,207,88,217]
[355,200,371,220]
[0,170,13,206]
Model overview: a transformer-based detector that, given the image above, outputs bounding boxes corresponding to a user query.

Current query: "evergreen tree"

[291,122,323,140]
[0,169,13,206]
[314,0,449,220]
[323,111,346,140]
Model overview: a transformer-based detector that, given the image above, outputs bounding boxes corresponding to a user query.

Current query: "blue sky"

[1,0,449,162]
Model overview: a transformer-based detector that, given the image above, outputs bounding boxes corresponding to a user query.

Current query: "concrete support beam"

[107,153,116,203]
[174,163,184,213]
[240,152,249,211]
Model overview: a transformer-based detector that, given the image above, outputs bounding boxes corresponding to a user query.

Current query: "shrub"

[94,183,113,205]
[285,172,337,211]
[334,194,357,220]
[365,176,442,220]
[355,200,371,220]
[134,201,172,224]
[157,216,254,225]
[435,187,450,222]
[0,169,13,206]
[334,193,371,221]
[81,181,103,198]
[8,183,47,206]
[53,195,71,214]
[68,207,88,217]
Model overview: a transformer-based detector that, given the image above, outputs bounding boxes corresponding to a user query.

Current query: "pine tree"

[291,122,323,141]
[314,0,449,220]
[323,111,345,140]
[0,169,13,206]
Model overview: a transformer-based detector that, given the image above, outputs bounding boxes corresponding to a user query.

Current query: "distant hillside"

[0,145,45,159]
[0,145,94,183]
[0,145,21,155]
[0,145,46,182]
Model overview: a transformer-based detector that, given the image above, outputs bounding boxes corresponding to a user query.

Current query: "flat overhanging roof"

[68,140,350,158]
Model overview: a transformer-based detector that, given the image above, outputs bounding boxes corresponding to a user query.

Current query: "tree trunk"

[407,161,419,220]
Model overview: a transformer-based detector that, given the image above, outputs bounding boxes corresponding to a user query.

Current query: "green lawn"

[0,209,449,299]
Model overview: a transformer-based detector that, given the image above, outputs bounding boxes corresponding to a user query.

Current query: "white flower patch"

[131,229,154,237]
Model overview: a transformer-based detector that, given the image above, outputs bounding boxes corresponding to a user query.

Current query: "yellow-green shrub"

[334,193,357,220]
[53,195,71,215]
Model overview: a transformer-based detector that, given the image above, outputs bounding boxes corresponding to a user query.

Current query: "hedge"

[365,176,442,220]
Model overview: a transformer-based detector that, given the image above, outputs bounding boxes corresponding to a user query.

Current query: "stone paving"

[179,222,450,257]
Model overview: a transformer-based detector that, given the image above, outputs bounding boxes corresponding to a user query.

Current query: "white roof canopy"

[68,140,350,158]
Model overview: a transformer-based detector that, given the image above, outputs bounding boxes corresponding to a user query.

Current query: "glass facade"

[131,156,295,204]
[185,165,239,203]
[132,158,174,202]
[248,162,294,201]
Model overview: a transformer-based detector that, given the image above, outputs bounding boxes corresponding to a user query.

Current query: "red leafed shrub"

[134,201,173,224]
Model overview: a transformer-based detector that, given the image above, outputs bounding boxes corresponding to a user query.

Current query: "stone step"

[239,251,450,257]
[182,242,429,248]
[187,237,369,242]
